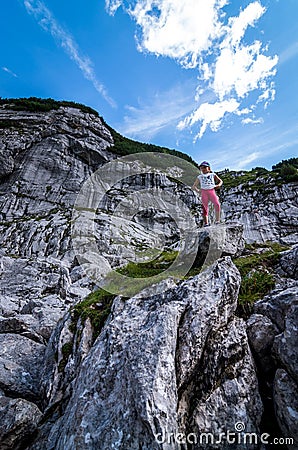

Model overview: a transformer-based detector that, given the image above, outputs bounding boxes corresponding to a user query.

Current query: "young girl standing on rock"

[192,161,223,226]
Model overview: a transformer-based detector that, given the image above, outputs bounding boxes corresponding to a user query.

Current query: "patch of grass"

[58,342,73,373]
[238,271,275,305]
[71,289,116,341]
[100,250,179,297]
[116,250,178,278]
[234,241,289,317]
[244,241,289,253]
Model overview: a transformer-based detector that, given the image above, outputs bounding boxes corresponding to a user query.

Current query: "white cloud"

[241,117,263,125]
[106,0,278,137]
[178,98,239,140]
[2,67,18,77]
[107,0,228,67]
[24,0,115,107]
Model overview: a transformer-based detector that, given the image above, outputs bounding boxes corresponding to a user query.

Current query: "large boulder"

[28,258,262,449]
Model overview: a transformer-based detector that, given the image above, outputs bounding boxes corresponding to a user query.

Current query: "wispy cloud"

[278,41,298,65]
[106,0,278,138]
[24,0,116,107]
[119,80,198,140]
[2,67,18,78]
[233,151,260,170]
[207,121,298,171]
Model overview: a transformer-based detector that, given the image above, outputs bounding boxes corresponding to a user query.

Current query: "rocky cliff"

[221,180,297,245]
[0,102,297,449]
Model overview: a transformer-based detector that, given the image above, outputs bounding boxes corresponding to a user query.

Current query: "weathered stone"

[29,258,261,450]
[182,318,263,449]
[272,304,298,384]
[0,334,45,400]
[246,313,278,374]
[254,285,298,331]
[273,369,298,447]
[0,394,42,450]
[221,181,298,245]
[276,245,298,280]
[193,223,244,267]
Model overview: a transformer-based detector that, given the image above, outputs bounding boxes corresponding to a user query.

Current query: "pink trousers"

[201,189,220,217]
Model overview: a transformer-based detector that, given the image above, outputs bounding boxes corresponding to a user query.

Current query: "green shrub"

[272,158,298,182]
[234,241,289,317]
[0,97,99,116]
[71,289,116,341]
[58,342,74,372]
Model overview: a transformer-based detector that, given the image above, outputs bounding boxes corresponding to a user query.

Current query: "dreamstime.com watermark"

[71,152,227,296]
[154,422,295,447]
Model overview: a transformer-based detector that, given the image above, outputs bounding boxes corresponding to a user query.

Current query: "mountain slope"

[0,101,297,449]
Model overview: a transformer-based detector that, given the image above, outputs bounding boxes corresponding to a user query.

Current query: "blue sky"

[1,0,298,171]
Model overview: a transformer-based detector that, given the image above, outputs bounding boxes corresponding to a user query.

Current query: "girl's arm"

[214,174,223,189]
[192,178,201,194]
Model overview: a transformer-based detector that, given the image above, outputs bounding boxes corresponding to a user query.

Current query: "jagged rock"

[0,334,45,400]
[39,313,93,410]
[0,256,75,342]
[276,245,298,280]
[254,284,298,331]
[273,369,298,447]
[246,314,278,374]
[28,258,262,450]
[193,223,244,267]
[0,394,42,450]
[248,279,298,448]
[182,318,263,449]
[272,304,298,384]
[221,181,298,244]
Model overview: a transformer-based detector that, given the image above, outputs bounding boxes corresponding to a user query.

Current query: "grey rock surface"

[0,334,45,400]
[221,181,298,244]
[276,245,298,280]
[184,318,263,449]
[28,258,262,450]
[248,280,298,449]
[274,369,298,447]
[247,313,278,374]
[272,304,298,384]
[0,395,42,450]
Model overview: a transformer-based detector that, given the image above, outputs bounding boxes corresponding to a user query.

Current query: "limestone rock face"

[247,279,298,448]
[274,369,298,446]
[0,395,42,450]
[29,258,262,450]
[221,181,298,245]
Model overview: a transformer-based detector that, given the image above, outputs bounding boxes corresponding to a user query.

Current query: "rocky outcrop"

[0,394,42,450]
[221,180,298,245]
[247,245,298,448]
[28,257,263,450]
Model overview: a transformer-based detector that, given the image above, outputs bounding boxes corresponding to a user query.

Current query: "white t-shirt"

[198,172,217,190]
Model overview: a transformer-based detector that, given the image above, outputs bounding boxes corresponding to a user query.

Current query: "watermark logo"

[154,422,295,446]
[71,152,226,296]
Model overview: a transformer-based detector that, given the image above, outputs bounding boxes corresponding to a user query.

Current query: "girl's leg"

[209,189,221,222]
[201,190,209,224]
